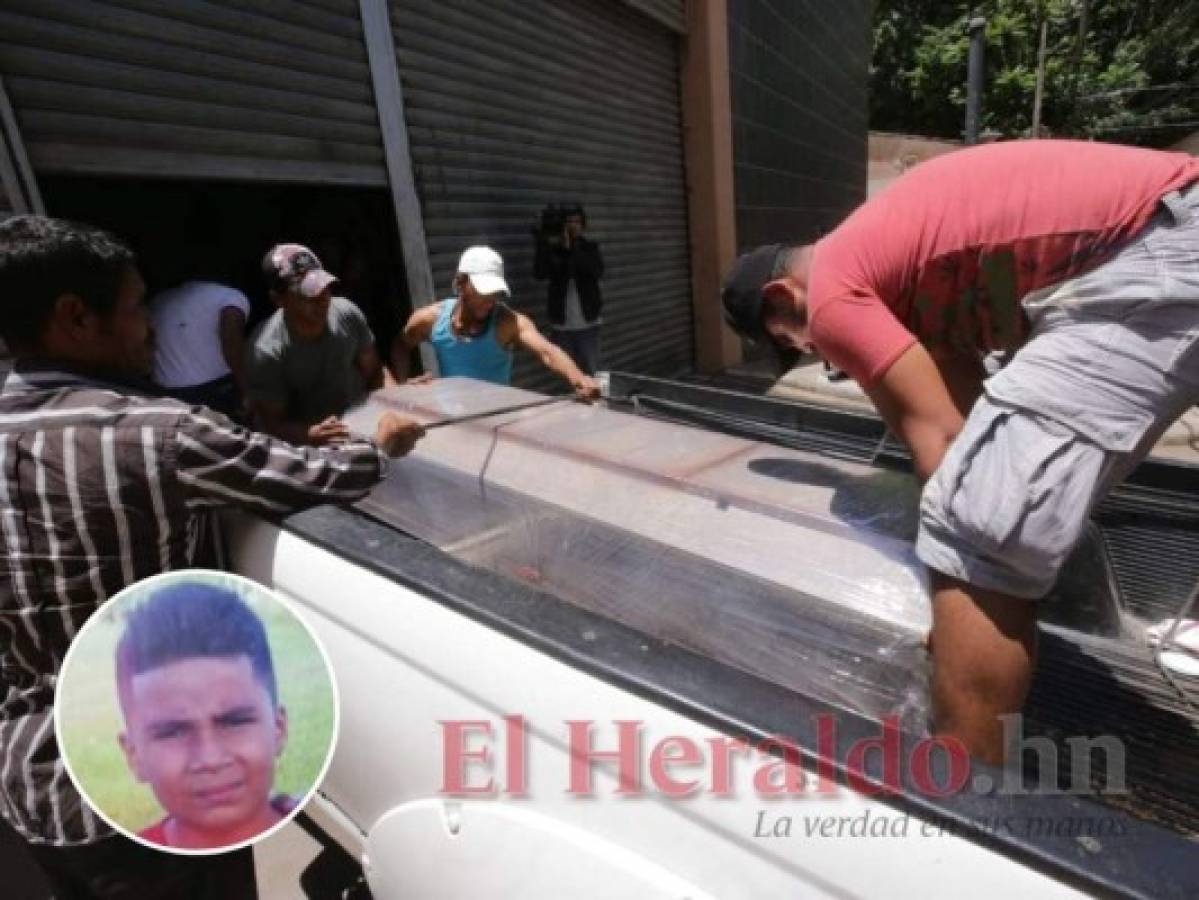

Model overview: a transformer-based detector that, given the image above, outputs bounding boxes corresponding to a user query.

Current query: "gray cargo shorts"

[917,185,1199,598]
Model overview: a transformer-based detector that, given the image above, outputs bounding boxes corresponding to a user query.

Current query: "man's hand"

[572,375,601,402]
[307,416,351,446]
[374,412,426,457]
[862,343,966,483]
[407,372,436,386]
[506,311,599,401]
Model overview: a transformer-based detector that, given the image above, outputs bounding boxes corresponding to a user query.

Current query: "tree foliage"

[871,1,1199,146]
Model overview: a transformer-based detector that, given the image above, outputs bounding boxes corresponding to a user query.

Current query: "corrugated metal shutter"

[391,0,694,386]
[622,0,687,34]
[0,0,386,185]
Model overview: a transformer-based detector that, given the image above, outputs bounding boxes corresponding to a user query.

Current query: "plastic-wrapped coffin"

[346,379,933,726]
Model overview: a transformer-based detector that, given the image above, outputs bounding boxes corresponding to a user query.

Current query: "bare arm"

[390,303,440,382]
[217,307,247,392]
[862,343,966,483]
[502,309,598,399]
[248,397,330,446]
[357,343,395,391]
[929,345,986,418]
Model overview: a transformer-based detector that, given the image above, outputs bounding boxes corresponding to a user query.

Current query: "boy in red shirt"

[116,582,299,850]
[722,139,1199,765]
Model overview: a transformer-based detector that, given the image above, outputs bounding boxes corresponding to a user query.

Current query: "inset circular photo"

[55,570,338,854]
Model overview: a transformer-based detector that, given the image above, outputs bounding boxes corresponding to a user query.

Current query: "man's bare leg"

[930,572,1038,765]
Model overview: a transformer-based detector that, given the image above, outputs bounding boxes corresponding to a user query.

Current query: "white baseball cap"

[457,246,510,297]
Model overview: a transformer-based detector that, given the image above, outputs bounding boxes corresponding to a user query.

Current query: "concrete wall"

[727,0,870,249]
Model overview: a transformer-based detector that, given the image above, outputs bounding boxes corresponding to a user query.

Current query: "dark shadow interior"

[38,176,411,358]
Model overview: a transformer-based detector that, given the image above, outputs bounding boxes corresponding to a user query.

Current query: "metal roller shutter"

[622,0,687,34]
[391,0,694,385]
[0,0,386,185]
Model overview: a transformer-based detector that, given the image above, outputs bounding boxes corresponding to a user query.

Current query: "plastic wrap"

[345,379,933,728]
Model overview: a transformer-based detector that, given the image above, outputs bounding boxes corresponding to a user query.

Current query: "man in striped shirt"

[0,216,424,898]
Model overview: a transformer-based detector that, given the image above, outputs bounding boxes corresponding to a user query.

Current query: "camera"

[535,203,586,244]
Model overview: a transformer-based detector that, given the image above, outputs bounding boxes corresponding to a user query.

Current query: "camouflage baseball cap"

[262,243,338,298]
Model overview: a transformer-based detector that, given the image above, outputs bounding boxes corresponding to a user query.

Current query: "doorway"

[38,176,410,356]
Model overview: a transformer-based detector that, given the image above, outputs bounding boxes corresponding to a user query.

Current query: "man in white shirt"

[151,280,250,418]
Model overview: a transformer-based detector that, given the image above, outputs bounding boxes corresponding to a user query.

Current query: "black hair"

[0,215,136,349]
[564,203,587,226]
[116,581,278,709]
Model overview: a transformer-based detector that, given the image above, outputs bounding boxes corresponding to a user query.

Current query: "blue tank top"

[429,297,514,385]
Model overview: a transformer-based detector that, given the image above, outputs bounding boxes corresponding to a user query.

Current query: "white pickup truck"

[226,376,1199,899]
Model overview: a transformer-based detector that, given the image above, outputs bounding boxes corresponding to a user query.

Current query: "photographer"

[533,203,604,375]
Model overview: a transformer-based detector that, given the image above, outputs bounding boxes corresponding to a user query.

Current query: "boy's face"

[119,655,287,844]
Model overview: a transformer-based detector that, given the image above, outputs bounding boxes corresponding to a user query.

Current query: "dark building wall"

[728,0,870,249]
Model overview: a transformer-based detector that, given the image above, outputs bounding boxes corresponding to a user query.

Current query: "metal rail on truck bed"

[605,372,1199,840]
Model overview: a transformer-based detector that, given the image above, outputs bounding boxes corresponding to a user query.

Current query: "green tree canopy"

[872,1,1199,146]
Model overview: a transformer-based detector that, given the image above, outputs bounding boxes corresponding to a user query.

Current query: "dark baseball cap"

[262,243,338,298]
[721,244,801,373]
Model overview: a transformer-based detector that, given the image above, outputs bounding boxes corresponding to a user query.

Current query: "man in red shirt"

[722,139,1199,764]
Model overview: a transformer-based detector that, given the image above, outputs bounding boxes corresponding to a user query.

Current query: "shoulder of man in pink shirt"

[807,248,916,387]
[807,139,1199,388]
